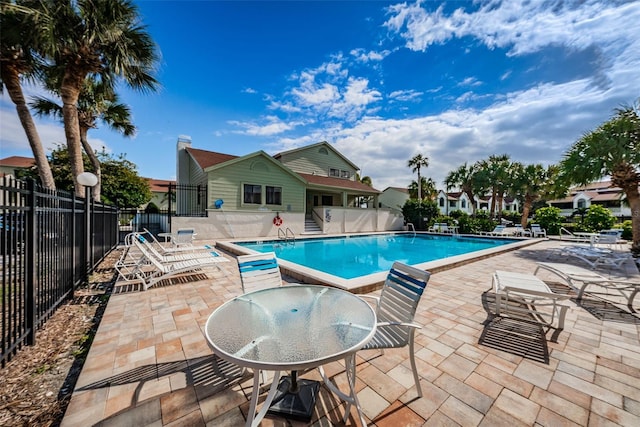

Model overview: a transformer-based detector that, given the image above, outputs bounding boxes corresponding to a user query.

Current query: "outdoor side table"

[204,285,376,427]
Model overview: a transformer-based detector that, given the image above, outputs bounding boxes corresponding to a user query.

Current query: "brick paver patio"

[61,240,640,426]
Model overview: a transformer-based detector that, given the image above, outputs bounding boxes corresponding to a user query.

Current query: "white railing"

[278,227,295,243]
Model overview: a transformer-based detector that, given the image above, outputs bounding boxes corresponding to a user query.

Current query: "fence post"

[83,187,91,284]
[168,183,172,229]
[25,179,36,346]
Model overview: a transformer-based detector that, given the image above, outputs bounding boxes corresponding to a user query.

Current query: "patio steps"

[302,218,323,234]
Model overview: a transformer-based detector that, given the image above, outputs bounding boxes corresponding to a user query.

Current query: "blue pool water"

[237,234,516,279]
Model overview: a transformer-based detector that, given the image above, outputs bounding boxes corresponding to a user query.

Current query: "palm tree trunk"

[417,167,422,201]
[521,196,533,228]
[79,127,101,201]
[1,64,56,190]
[624,185,640,254]
[61,76,85,197]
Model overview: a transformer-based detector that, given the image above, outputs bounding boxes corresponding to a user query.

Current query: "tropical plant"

[31,78,135,201]
[533,206,564,235]
[475,154,512,218]
[408,176,437,201]
[407,154,429,200]
[444,162,478,215]
[0,2,56,189]
[582,205,615,232]
[572,207,588,223]
[401,199,438,230]
[34,0,159,196]
[559,102,640,254]
[510,163,558,228]
[20,145,151,207]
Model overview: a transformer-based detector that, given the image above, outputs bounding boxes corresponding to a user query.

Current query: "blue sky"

[1,0,639,191]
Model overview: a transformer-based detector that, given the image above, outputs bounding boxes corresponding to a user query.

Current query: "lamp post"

[77,172,98,284]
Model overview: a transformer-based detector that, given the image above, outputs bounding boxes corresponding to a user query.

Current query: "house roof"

[382,186,409,193]
[299,173,380,194]
[0,156,36,168]
[186,147,238,170]
[146,178,175,192]
[447,191,463,200]
[273,141,360,171]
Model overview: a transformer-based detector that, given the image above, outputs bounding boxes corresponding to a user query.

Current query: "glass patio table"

[205,285,376,427]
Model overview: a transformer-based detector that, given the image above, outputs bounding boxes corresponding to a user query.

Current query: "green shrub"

[402,199,439,230]
[614,220,632,241]
[582,205,615,232]
[145,202,159,213]
[501,210,521,224]
[533,207,564,235]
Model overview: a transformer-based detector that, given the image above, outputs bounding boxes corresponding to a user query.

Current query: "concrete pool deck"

[61,240,640,426]
[217,232,539,293]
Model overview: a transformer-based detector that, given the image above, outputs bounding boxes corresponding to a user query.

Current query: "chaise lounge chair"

[557,245,632,269]
[481,225,507,236]
[530,224,547,238]
[492,270,570,340]
[535,262,640,311]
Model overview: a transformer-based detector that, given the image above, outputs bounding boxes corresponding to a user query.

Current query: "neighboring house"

[436,191,474,215]
[173,137,402,239]
[0,156,35,179]
[145,178,175,210]
[547,181,632,218]
[379,187,410,214]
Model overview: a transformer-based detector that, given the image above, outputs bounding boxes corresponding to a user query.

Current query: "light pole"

[77,172,98,284]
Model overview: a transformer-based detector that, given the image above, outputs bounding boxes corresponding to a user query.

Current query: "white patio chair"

[481,225,506,236]
[530,224,547,238]
[172,228,196,247]
[237,252,285,293]
[514,224,531,237]
[558,245,631,269]
[359,262,431,397]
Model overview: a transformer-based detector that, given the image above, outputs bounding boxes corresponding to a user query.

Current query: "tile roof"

[0,156,36,168]
[299,173,380,193]
[146,178,175,192]
[186,148,238,169]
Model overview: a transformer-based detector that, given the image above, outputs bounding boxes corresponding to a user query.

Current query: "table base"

[266,376,321,422]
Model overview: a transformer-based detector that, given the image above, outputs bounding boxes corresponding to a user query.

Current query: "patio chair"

[535,262,640,311]
[514,224,531,237]
[130,237,228,290]
[172,228,196,247]
[481,225,506,236]
[530,224,547,238]
[134,232,221,264]
[237,252,284,293]
[558,245,631,269]
[359,262,431,397]
[492,270,570,339]
[594,230,624,250]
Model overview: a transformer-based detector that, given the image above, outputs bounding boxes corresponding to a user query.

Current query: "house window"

[449,200,456,208]
[329,168,340,177]
[439,197,445,207]
[266,186,282,205]
[319,147,329,155]
[577,199,586,209]
[243,184,261,204]
[461,200,466,208]
[322,195,333,206]
[341,170,351,179]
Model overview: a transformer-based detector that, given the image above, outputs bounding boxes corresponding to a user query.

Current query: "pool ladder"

[278,227,295,244]
[406,223,416,237]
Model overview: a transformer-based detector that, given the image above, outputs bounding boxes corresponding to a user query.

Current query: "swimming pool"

[218,233,534,292]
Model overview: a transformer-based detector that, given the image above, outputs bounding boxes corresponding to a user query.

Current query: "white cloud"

[228,116,306,137]
[384,0,640,58]
[350,48,391,62]
[389,89,422,102]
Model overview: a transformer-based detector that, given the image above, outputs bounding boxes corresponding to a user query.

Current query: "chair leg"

[409,331,422,397]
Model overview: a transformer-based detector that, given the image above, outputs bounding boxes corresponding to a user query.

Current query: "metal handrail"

[278,227,295,243]
[406,222,416,237]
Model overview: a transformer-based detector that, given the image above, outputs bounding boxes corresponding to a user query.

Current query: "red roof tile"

[186,147,238,169]
[146,178,175,192]
[0,156,36,168]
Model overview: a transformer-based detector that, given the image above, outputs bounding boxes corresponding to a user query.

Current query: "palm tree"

[35,0,159,196]
[407,154,429,201]
[408,177,437,201]
[559,102,640,254]
[444,162,478,215]
[31,78,135,200]
[0,2,56,189]
[510,163,556,228]
[477,154,511,218]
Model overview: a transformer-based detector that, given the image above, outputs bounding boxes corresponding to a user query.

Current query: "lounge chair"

[237,252,285,293]
[127,237,228,290]
[481,225,507,236]
[358,262,431,397]
[514,224,531,237]
[172,228,196,247]
[558,245,631,269]
[594,230,624,250]
[530,224,547,238]
[492,270,570,338]
[535,262,640,310]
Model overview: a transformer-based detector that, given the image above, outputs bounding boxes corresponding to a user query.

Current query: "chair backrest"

[493,225,505,233]
[439,223,449,232]
[237,252,282,293]
[174,228,195,246]
[377,262,431,344]
[596,233,617,244]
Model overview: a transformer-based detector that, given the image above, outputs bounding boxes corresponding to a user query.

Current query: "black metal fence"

[1,177,118,367]
[169,183,207,217]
